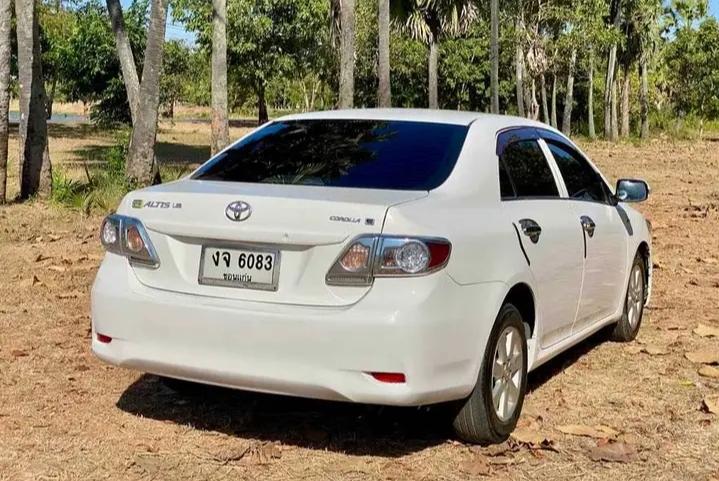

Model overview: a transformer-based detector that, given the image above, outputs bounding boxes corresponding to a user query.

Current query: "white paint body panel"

[91,109,652,406]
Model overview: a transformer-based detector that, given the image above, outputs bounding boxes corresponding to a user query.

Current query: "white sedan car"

[92,109,651,444]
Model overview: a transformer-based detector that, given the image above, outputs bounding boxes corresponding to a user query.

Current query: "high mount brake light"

[326,235,451,286]
[100,214,160,268]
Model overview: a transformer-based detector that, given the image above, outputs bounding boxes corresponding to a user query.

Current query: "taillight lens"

[100,214,160,268]
[326,235,451,286]
[339,242,371,272]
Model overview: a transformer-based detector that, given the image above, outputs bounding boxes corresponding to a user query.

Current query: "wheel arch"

[503,282,536,340]
[636,240,651,302]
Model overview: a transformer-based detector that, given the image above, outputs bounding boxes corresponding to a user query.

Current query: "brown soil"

[1,127,718,480]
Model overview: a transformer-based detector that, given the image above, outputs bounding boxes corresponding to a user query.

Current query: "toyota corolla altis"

[92,109,651,443]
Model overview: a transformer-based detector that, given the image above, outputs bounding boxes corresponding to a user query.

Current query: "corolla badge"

[225,201,252,222]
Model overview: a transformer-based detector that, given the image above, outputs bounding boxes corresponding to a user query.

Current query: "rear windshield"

[191,119,468,190]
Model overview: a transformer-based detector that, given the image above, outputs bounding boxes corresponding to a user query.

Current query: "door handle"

[580,215,596,237]
[518,218,542,244]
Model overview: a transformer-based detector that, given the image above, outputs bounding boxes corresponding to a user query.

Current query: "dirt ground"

[0,123,718,481]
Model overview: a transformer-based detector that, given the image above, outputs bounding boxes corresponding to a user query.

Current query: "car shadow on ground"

[115,328,610,456]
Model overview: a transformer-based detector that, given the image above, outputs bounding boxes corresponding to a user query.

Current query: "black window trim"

[496,126,617,206]
[496,126,560,201]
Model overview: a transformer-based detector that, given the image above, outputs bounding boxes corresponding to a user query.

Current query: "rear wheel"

[610,253,646,342]
[452,303,528,444]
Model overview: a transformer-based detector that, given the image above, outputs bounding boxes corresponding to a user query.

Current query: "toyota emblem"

[225,201,252,222]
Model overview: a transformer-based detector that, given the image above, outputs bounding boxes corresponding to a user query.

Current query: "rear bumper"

[91,255,505,406]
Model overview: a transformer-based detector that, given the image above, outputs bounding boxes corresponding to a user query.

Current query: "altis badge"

[132,199,182,209]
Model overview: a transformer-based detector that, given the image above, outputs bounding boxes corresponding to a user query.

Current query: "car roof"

[277,108,556,131]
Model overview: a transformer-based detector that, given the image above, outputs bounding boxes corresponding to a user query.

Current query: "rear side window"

[500,140,559,198]
[192,119,469,191]
[546,142,609,203]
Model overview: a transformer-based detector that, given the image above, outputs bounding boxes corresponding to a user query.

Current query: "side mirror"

[615,179,649,203]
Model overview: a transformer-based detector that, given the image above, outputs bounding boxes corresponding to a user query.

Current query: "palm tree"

[0,0,11,203]
[126,0,168,186]
[604,0,622,140]
[211,0,229,154]
[395,0,477,109]
[378,0,391,107]
[15,0,52,199]
[634,0,662,139]
[338,0,356,108]
[490,0,499,113]
[106,0,140,124]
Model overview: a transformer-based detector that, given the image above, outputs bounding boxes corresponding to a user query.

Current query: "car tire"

[452,303,528,444]
[610,253,646,342]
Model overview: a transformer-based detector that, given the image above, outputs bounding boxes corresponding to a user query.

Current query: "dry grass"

[0,122,718,480]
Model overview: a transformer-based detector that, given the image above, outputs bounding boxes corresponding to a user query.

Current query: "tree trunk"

[428,37,439,109]
[604,0,621,140]
[338,0,355,108]
[639,57,649,139]
[0,0,11,203]
[16,0,52,200]
[490,0,499,114]
[562,48,577,136]
[46,76,56,119]
[620,65,630,138]
[611,75,619,140]
[515,41,524,117]
[604,44,617,140]
[106,0,140,125]
[210,0,229,155]
[540,73,549,124]
[377,0,390,107]
[257,82,268,125]
[126,0,167,186]
[588,47,595,139]
[550,72,557,129]
[529,80,536,119]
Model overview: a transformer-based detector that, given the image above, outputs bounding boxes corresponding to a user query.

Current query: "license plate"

[199,246,280,291]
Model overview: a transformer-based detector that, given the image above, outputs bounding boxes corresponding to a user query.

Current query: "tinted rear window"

[500,140,559,198]
[192,119,468,190]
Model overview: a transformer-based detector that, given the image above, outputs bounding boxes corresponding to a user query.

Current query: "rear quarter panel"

[382,121,534,296]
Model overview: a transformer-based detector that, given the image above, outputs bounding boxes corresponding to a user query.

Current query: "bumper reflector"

[96,333,112,344]
[369,372,406,383]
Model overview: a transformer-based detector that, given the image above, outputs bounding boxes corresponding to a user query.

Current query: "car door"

[540,135,628,332]
[497,129,585,349]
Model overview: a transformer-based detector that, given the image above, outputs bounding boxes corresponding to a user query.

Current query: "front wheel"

[452,303,528,444]
[610,253,646,342]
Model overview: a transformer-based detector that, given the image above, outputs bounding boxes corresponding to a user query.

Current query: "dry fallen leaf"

[460,454,491,476]
[557,424,619,439]
[212,445,251,464]
[694,324,719,338]
[685,349,719,365]
[698,365,719,379]
[511,428,556,450]
[702,396,719,415]
[11,349,29,358]
[587,441,637,463]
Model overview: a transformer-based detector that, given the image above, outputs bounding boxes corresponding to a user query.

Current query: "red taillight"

[426,240,452,270]
[96,333,112,344]
[369,372,406,383]
[326,235,451,286]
